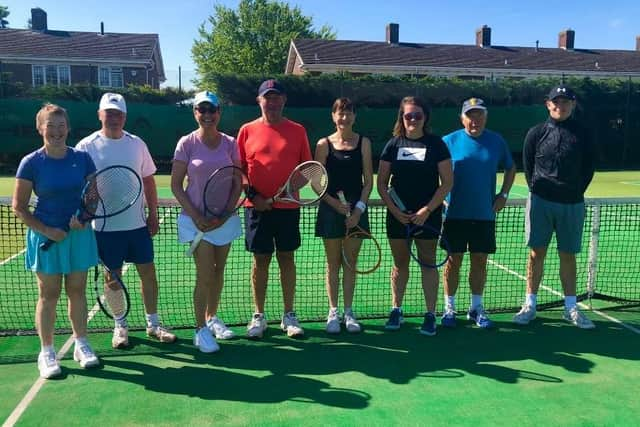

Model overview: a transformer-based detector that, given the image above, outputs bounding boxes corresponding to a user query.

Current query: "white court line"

[620,181,640,186]
[0,249,26,266]
[5,210,172,426]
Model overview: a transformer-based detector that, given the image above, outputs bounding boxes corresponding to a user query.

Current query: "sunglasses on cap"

[403,112,425,121]
[195,105,219,114]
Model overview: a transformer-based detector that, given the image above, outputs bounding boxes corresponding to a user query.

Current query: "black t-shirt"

[380,134,451,211]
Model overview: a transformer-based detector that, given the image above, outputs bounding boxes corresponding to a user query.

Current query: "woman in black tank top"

[314,98,373,335]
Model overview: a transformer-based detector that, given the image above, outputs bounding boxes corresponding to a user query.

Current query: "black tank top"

[325,135,364,201]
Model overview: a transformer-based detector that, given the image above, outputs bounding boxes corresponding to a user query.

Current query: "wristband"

[355,201,367,212]
[499,192,509,199]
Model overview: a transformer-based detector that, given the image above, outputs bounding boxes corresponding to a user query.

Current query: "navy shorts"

[386,209,442,240]
[95,226,154,270]
[245,208,301,254]
[441,219,496,254]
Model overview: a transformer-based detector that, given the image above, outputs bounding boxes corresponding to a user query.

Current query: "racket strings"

[343,229,382,274]
[86,169,141,216]
[102,282,127,320]
[288,164,328,197]
[203,168,247,218]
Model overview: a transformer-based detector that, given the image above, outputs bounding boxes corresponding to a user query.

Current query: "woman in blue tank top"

[314,98,373,334]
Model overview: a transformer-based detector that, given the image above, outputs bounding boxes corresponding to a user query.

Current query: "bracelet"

[355,201,367,212]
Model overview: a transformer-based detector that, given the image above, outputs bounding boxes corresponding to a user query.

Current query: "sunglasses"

[403,112,425,121]
[195,105,219,114]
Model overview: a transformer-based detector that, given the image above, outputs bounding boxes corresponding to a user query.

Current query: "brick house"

[0,8,165,89]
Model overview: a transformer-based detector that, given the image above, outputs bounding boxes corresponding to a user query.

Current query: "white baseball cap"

[99,92,127,113]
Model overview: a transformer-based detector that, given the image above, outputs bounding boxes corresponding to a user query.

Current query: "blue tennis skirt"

[25,227,99,274]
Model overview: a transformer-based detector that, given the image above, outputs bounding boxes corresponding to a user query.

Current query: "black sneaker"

[384,308,404,330]
[420,312,437,336]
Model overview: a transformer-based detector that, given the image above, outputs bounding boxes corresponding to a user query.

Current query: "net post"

[586,204,601,309]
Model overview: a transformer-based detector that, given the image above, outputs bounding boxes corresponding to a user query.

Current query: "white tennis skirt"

[177,213,242,247]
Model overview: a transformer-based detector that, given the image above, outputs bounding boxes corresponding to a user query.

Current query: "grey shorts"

[525,194,585,253]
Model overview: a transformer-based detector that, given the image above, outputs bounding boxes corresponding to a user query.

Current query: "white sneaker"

[513,304,537,325]
[563,307,596,329]
[247,313,267,340]
[281,311,304,337]
[112,325,129,349]
[344,311,362,333]
[326,309,341,334]
[146,325,177,343]
[73,343,99,368]
[207,316,236,340]
[37,350,61,379]
[193,327,220,353]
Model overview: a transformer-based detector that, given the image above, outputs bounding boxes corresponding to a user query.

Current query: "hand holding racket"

[387,187,450,268]
[267,160,328,206]
[40,165,142,251]
[185,165,249,257]
[337,191,382,274]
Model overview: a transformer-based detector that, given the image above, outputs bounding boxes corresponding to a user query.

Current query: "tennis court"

[1,173,639,425]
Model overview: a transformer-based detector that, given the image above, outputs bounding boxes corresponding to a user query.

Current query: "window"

[98,66,124,88]
[31,65,71,87]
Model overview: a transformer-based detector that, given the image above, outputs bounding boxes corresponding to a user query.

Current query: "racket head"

[342,227,382,274]
[79,165,142,221]
[276,161,328,205]
[202,165,248,219]
[406,223,450,269]
[94,264,131,321]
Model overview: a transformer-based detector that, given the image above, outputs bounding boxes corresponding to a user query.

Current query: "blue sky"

[3,0,640,89]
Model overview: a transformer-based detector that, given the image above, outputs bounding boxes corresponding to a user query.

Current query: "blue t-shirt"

[443,129,513,221]
[16,147,97,228]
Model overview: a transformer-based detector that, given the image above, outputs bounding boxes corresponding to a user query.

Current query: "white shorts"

[177,213,242,247]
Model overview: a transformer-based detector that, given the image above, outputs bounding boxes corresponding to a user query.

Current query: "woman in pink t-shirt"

[171,91,241,353]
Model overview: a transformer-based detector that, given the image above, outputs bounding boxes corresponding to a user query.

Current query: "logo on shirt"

[397,147,426,161]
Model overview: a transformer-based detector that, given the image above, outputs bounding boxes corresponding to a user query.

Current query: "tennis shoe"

[247,313,267,340]
[37,350,61,379]
[513,304,537,325]
[73,343,99,368]
[384,308,404,330]
[344,310,362,333]
[441,307,457,328]
[563,307,595,329]
[326,309,341,334]
[194,327,219,353]
[467,305,493,329]
[111,325,129,349]
[420,312,437,336]
[146,325,177,343]
[207,316,236,340]
[281,312,304,337]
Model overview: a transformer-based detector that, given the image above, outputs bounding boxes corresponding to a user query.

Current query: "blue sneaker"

[420,312,437,336]
[441,307,457,328]
[384,308,404,330]
[467,305,493,329]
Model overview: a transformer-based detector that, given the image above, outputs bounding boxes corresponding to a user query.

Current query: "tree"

[0,5,9,29]
[192,0,335,87]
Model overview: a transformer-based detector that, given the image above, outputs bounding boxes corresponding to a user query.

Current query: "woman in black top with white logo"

[377,96,453,336]
[315,98,373,334]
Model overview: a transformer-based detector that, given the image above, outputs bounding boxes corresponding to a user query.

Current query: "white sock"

[525,293,537,308]
[445,295,455,311]
[74,336,88,348]
[146,313,159,328]
[564,296,577,310]
[344,307,353,315]
[41,345,55,354]
[470,294,483,311]
[115,317,128,328]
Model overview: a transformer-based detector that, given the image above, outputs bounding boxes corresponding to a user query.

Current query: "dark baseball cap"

[258,79,286,97]
[547,85,576,101]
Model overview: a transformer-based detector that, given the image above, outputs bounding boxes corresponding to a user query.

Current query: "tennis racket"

[185,165,249,256]
[387,187,450,268]
[337,191,382,274]
[93,260,131,321]
[40,165,142,251]
[267,160,328,205]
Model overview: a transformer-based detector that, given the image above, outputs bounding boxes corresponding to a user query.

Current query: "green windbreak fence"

[0,99,547,165]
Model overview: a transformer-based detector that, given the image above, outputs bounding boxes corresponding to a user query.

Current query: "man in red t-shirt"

[237,79,312,339]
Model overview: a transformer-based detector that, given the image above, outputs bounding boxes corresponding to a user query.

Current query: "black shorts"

[244,208,301,254]
[441,219,496,254]
[386,209,443,240]
[315,201,370,238]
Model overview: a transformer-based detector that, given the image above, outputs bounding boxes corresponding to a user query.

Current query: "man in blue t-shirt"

[441,98,516,329]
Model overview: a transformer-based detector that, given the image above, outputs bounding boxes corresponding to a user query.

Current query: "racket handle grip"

[336,191,351,217]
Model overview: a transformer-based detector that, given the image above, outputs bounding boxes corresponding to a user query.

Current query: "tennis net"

[1,197,638,335]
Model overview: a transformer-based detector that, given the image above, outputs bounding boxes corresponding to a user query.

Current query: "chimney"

[31,8,47,31]
[476,25,491,48]
[636,36,640,51]
[558,29,575,50]
[100,22,104,35]
[386,23,399,44]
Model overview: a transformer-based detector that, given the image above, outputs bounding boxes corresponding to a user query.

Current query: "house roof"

[0,28,165,81]
[289,38,640,76]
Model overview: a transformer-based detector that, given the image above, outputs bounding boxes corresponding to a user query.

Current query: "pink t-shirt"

[173,130,239,213]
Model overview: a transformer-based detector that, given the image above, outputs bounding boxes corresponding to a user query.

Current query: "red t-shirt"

[237,118,312,209]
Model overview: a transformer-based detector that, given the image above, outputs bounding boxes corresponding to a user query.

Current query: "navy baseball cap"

[258,79,285,97]
[547,85,576,101]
